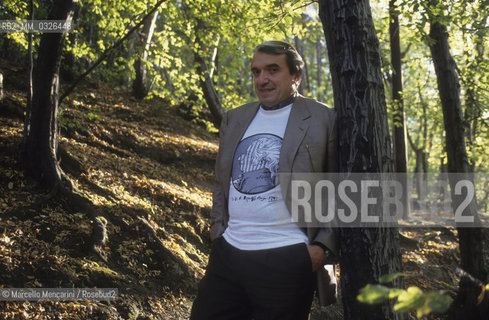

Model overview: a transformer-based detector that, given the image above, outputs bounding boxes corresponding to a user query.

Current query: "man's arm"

[209,112,229,241]
[309,108,339,266]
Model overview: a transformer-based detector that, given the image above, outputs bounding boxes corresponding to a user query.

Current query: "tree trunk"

[193,18,225,129]
[316,34,323,101]
[319,1,403,319]
[294,36,306,95]
[408,87,431,204]
[133,9,158,100]
[0,72,3,102]
[464,14,487,172]
[23,0,34,143]
[389,0,407,173]
[428,3,487,318]
[22,0,77,190]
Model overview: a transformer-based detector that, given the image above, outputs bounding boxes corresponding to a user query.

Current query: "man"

[191,41,338,320]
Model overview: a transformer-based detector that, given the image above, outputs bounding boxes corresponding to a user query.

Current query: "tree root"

[55,175,109,261]
[136,217,190,276]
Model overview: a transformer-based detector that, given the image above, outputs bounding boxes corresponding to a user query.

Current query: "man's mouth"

[259,87,275,93]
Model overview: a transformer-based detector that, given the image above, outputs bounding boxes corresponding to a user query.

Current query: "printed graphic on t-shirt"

[231,134,282,194]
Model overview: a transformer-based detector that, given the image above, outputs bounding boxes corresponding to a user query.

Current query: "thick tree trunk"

[319,1,403,319]
[133,9,158,100]
[22,0,77,190]
[428,4,487,319]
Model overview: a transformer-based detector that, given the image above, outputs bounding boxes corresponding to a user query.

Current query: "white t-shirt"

[223,104,308,250]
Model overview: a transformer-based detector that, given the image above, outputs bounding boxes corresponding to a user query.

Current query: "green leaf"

[394,286,425,313]
[388,288,405,299]
[379,273,405,284]
[357,284,391,304]
[425,291,453,314]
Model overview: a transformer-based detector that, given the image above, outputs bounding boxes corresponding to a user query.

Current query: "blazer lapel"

[279,96,311,201]
[280,96,311,173]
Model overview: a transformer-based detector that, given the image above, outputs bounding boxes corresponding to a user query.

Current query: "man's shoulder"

[297,95,335,116]
[226,101,259,118]
[231,101,259,111]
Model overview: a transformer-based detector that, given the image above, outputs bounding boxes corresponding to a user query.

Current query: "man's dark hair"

[254,41,304,76]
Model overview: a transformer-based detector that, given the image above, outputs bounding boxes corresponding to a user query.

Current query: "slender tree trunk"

[209,37,220,84]
[193,18,224,128]
[319,1,403,319]
[389,0,409,219]
[428,2,487,318]
[23,0,34,144]
[407,88,429,203]
[294,36,306,95]
[0,72,3,101]
[464,15,487,172]
[389,0,407,173]
[133,9,158,99]
[316,34,323,101]
[22,0,77,190]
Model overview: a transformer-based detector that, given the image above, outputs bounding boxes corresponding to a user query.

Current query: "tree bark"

[319,1,403,319]
[22,0,77,190]
[389,0,407,173]
[428,2,487,318]
[0,72,3,102]
[194,19,225,129]
[133,9,158,100]
[294,36,306,95]
[316,34,323,101]
[464,14,487,172]
[23,0,34,143]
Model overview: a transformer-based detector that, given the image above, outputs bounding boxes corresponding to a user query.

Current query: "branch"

[59,0,168,103]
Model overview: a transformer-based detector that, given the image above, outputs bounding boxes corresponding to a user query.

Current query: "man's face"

[251,51,300,107]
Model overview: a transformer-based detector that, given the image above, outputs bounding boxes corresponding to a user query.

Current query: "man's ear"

[293,72,302,87]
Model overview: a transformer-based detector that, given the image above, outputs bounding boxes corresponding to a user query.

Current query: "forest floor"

[0,58,481,319]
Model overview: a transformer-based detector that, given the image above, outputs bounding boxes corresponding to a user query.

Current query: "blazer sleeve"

[209,112,229,241]
[311,109,339,260]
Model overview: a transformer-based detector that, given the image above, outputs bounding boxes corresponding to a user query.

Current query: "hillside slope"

[1,63,217,319]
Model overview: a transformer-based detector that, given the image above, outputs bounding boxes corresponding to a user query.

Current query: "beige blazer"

[209,95,338,306]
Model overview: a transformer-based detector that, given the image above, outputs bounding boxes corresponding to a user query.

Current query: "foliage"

[1,0,488,185]
[358,274,453,318]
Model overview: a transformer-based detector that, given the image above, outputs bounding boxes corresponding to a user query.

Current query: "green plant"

[357,273,453,318]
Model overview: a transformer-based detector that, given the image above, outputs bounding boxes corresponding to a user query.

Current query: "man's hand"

[307,245,326,272]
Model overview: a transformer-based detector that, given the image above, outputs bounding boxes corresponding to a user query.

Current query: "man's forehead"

[251,52,287,68]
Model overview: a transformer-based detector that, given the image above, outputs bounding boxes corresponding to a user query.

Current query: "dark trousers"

[190,237,315,320]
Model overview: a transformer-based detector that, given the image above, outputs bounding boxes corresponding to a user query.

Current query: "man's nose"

[256,72,269,85]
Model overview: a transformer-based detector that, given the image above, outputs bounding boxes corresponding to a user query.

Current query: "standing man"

[191,41,338,320]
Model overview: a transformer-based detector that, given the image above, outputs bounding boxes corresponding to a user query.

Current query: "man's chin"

[258,97,276,106]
